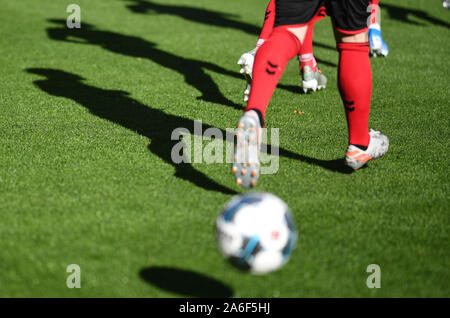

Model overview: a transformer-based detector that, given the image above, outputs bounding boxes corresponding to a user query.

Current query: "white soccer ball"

[216,192,297,275]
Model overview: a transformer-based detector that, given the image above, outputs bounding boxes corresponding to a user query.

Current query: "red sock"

[246,27,301,123]
[337,42,372,147]
[299,23,317,72]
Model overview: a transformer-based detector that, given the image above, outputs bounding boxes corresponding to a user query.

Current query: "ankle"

[245,109,264,127]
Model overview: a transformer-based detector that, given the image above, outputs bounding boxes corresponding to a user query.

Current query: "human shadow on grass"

[123,0,260,36]
[26,68,238,194]
[27,67,354,176]
[315,57,337,68]
[264,144,355,174]
[46,19,242,110]
[125,0,450,32]
[383,3,450,29]
[139,266,233,298]
[45,19,326,106]
[312,41,336,51]
[122,0,337,54]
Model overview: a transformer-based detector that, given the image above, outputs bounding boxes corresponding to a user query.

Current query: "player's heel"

[233,112,261,188]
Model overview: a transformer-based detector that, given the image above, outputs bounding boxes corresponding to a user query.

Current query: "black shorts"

[274,0,371,34]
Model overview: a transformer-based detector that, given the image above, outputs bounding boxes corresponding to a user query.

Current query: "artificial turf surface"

[0,0,449,297]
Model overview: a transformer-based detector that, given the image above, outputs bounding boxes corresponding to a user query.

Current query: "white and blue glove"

[369,24,389,57]
[237,49,256,102]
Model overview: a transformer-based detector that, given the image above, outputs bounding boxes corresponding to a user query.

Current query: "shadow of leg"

[26,68,237,194]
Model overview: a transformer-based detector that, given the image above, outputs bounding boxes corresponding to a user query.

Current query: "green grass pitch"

[0,0,449,297]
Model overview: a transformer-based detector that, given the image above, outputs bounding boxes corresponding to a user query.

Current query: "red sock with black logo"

[245,27,301,123]
[337,42,372,147]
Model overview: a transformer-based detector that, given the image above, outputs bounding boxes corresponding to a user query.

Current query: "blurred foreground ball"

[216,192,297,274]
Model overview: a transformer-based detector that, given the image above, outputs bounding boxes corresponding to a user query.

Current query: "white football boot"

[345,129,389,170]
[302,66,327,93]
[443,0,450,10]
[232,110,262,188]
